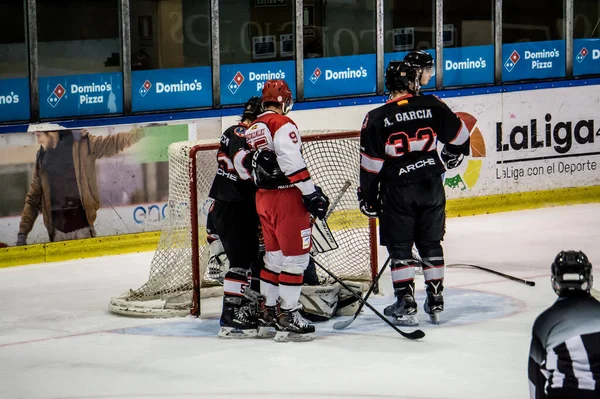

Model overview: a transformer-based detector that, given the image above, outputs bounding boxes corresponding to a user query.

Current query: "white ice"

[1,204,599,399]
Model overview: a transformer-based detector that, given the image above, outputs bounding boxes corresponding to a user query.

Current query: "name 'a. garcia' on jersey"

[383,108,434,126]
[359,94,470,190]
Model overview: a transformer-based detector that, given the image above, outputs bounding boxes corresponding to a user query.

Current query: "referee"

[528,250,600,399]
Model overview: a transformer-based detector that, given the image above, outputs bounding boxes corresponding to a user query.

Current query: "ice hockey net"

[108,130,377,317]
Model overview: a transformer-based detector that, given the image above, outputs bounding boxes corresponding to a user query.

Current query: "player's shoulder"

[416,93,443,104]
[368,101,395,118]
[420,94,453,111]
[224,123,248,138]
[258,112,297,130]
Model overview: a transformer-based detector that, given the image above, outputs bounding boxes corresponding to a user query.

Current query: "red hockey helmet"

[261,79,294,115]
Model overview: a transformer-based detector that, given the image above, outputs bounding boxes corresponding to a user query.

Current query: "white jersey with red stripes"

[234,110,316,196]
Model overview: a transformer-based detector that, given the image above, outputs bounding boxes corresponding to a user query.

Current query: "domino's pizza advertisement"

[132,67,212,112]
[501,40,565,82]
[573,38,600,77]
[1,81,599,247]
[303,54,376,98]
[39,72,123,118]
[443,45,494,87]
[220,60,296,106]
[0,77,30,123]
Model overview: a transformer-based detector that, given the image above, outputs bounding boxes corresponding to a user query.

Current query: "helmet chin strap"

[412,76,421,94]
[282,99,293,115]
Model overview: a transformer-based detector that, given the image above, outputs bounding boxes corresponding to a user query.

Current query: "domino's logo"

[576,47,588,63]
[228,71,245,94]
[47,84,65,108]
[139,80,152,97]
[504,50,520,72]
[310,68,322,84]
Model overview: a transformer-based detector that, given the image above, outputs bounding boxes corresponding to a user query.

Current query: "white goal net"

[108,130,376,317]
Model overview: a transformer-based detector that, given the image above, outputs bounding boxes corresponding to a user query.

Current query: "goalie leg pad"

[335,281,366,317]
[299,284,341,321]
[208,239,229,282]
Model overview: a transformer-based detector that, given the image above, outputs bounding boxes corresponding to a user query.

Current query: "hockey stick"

[333,256,391,330]
[311,256,425,340]
[413,247,535,287]
[446,263,536,286]
[325,180,352,220]
[311,180,422,339]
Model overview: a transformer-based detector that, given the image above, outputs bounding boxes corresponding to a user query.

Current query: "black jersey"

[528,295,600,399]
[359,94,470,202]
[208,123,257,203]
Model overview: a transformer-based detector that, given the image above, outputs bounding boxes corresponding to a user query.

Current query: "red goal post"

[109,130,378,317]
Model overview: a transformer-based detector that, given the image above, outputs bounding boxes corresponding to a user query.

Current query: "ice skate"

[384,294,419,326]
[424,281,444,325]
[257,300,278,338]
[242,288,277,338]
[424,293,444,324]
[274,306,316,342]
[218,296,258,339]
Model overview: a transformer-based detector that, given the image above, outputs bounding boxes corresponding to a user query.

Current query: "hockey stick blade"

[311,257,425,340]
[333,256,391,330]
[447,263,536,286]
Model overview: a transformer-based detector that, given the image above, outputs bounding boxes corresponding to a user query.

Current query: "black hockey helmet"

[385,60,420,94]
[404,50,434,69]
[241,96,263,122]
[551,250,593,296]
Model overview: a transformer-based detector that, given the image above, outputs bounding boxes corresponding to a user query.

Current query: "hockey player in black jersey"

[404,50,435,89]
[529,250,600,399]
[358,60,470,325]
[209,96,266,338]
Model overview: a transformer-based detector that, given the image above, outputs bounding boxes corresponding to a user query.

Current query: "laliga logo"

[444,112,487,191]
[47,84,66,108]
[228,72,245,95]
[504,50,520,72]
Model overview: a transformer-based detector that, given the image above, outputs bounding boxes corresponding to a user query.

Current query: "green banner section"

[135,124,188,163]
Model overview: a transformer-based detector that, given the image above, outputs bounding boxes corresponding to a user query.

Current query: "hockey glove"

[441,146,464,170]
[302,186,330,220]
[243,149,280,183]
[357,188,379,218]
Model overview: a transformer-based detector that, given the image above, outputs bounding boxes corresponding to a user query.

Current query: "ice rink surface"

[1,204,599,399]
